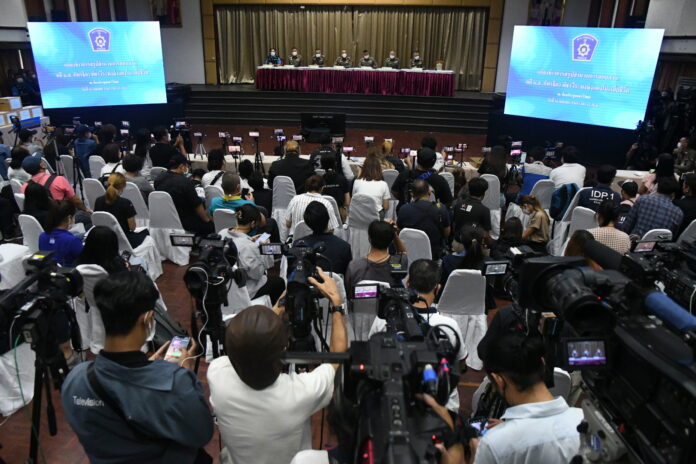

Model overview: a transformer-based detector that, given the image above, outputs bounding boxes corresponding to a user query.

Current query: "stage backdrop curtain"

[215,5,487,91]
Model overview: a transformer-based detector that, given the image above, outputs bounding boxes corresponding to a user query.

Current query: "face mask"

[270,51,276,56]
[522,208,531,215]
[145,313,156,342]
[315,53,321,58]
[390,54,396,59]
[364,55,369,59]
[184,168,191,178]
[414,55,420,60]
[341,53,347,58]
[292,51,297,56]
[678,142,682,148]
[16,78,23,84]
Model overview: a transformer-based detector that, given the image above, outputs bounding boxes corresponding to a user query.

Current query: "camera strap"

[212,171,224,186]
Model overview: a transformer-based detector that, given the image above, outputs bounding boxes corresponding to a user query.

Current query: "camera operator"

[468,332,583,464]
[150,125,187,168]
[207,267,347,464]
[61,271,214,463]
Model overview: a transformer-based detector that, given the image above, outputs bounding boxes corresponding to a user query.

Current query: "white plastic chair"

[0,243,31,290]
[76,264,109,354]
[292,221,313,241]
[83,178,105,210]
[18,214,44,253]
[351,280,391,341]
[9,179,22,195]
[529,179,555,210]
[213,208,238,232]
[149,166,166,181]
[383,169,399,191]
[399,228,432,264]
[550,368,572,401]
[41,157,54,174]
[148,191,190,266]
[88,156,105,179]
[347,194,380,260]
[321,194,346,238]
[481,174,501,239]
[14,193,24,211]
[0,340,35,416]
[123,181,150,228]
[91,211,163,281]
[641,229,672,241]
[271,176,296,242]
[60,154,75,185]
[437,269,487,370]
[291,450,330,464]
[548,187,589,256]
[440,171,455,197]
[205,185,224,211]
[677,220,696,246]
[568,206,599,237]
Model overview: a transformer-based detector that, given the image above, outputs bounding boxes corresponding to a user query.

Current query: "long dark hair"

[500,217,523,243]
[133,128,151,158]
[655,153,675,179]
[10,147,30,169]
[77,226,124,273]
[457,225,485,270]
[24,182,52,212]
[45,200,76,232]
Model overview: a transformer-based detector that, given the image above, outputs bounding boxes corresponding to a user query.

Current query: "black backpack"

[28,174,58,199]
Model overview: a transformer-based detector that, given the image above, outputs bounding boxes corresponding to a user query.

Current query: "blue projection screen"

[27,21,167,109]
[504,26,664,130]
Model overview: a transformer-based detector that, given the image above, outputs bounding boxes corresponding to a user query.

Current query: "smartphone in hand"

[164,336,190,363]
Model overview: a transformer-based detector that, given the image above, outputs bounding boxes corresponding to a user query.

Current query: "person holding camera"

[150,125,186,169]
[73,125,97,177]
[467,332,583,463]
[207,267,347,464]
[61,271,214,463]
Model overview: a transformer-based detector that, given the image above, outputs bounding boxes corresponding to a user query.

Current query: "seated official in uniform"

[410,50,424,68]
[287,47,302,66]
[207,268,348,464]
[264,47,282,65]
[61,271,214,464]
[335,49,352,68]
[358,49,377,68]
[311,48,326,66]
[383,50,400,69]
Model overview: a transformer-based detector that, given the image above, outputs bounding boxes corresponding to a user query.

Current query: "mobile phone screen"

[121,121,130,128]
[354,285,378,299]
[470,420,489,436]
[218,132,226,138]
[261,243,282,255]
[94,121,102,127]
[274,129,284,135]
[343,147,353,153]
[193,132,203,137]
[634,241,656,252]
[255,232,271,243]
[164,336,190,362]
[249,131,260,137]
[292,135,303,141]
[120,129,129,136]
[409,150,418,157]
[364,136,374,143]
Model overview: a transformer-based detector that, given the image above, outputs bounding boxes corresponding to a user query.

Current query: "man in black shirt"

[675,173,696,234]
[397,180,451,258]
[293,201,352,275]
[452,177,491,243]
[154,154,214,235]
[391,148,453,207]
[577,164,620,212]
[149,126,187,168]
[309,134,336,170]
[268,140,314,193]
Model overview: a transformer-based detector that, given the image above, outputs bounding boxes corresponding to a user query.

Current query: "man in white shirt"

[207,268,348,464]
[549,146,586,189]
[201,148,226,188]
[470,332,583,463]
[369,259,467,411]
[285,174,341,235]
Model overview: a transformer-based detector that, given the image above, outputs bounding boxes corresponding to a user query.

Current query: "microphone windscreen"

[583,239,623,271]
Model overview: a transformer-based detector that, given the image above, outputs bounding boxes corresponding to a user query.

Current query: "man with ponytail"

[95,173,149,248]
[469,332,583,463]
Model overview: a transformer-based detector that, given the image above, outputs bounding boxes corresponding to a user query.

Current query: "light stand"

[251,129,264,175]
[194,133,207,159]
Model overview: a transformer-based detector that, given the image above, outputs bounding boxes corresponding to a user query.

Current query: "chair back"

[560,187,589,223]
[76,264,109,354]
[18,214,44,253]
[205,185,224,210]
[641,228,672,241]
[292,221,313,241]
[60,155,75,185]
[351,280,390,341]
[440,171,455,197]
[347,194,380,259]
[83,178,106,210]
[149,166,166,181]
[529,179,555,210]
[383,169,399,190]
[148,191,184,230]
[549,368,572,401]
[677,220,696,246]
[272,176,296,211]
[88,156,105,179]
[480,174,501,211]
[399,228,432,264]
[568,206,599,236]
[41,157,54,174]
[122,182,149,223]
[92,211,134,253]
[213,208,238,232]
[321,195,342,226]
[9,179,22,195]
[438,269,486,315]
[14,193,24,211]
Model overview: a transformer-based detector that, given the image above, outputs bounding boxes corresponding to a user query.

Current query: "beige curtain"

[216,5,487,90]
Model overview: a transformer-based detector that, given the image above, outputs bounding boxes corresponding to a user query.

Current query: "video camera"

[494,241,696,463]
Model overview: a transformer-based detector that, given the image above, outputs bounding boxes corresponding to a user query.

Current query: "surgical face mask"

[315,53,321,57]
[270,51,276,56]
[414,55,420,60]
[389,54,396,59]
[364,55,369,59]
[292,51,297,56]
[145,313,156,342]
[522,208,531,215]
[341,53,347,58]
[677,142,682,148]
[16,78,23,84]
[184,168,191,178]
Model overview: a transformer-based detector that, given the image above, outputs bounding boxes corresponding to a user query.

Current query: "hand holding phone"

[255,232,271,243]
[164,336,190,363]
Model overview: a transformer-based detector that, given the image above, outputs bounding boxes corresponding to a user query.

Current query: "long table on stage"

[255,66,456,97]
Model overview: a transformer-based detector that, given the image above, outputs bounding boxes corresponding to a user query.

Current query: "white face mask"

[270,51,276,56]
[145,313,156,342]
[522,208,531,215]
[341,53,347,58]
[364,55,369,59]
[315,53,321,57]
[677,142,682,148]
[16,78,24,84]
[414,55,420,60]
[389,54,396,59]
[292,51,297,56]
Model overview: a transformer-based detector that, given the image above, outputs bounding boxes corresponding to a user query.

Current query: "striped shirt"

[587,227,631,255]
[285,193,340,235]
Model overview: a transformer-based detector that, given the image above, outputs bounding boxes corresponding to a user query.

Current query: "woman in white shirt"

[99,143,126,177]
[353,155,391,212]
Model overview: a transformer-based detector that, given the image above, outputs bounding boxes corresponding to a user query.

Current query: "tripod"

[194,135,207,159]
[190,278,228,373]
[252,134,265,175]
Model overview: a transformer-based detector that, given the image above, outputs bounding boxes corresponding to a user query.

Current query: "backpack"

[99,162,122,188]
[28,174,58,199]
[549,183,579,221]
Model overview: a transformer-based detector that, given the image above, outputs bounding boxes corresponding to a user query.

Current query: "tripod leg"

[190,307,203,374]
[28,363,44,464]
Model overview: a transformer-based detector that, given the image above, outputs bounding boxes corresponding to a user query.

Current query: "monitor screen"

[27,21,167,109]
[567,340,607,367]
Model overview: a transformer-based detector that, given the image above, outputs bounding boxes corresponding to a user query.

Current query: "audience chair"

[440,171,455,197]
[315,272,353,345]
[292,221,313,242]
[383,169,399,191]
[347,194,380,260]
[437,269,487,370]
[548,187,589,256]
[0,243,32,290]
[352,280,391,341]
[271,176,296,242]
[59,155,75,185]
[83,178,106,211]
[88,156,106,179]
[480,174,501,239]
[148,191,190,266]
[568,206,599,237]
[399,228,432,265]
[41,157,54,174]
[91,211,163,281]
[122,182,150,228]
[9,179,22,195]
[204,185,224,211]
[0,334,35,416]
[213,208,238,233]
[677,220,696,246]
[291,450,330,464]
[18,214,44,253]
[220,266,272,322]
[641,228,672,242]
[529,179,555,211]
[14,193,24,211]
[149,166,166,181]
[321,194,346,239]
[76,264,109,354]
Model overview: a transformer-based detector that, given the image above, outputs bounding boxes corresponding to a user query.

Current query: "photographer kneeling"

[207,267,347,464]
[61,271,214,463]
[469,332,583,463]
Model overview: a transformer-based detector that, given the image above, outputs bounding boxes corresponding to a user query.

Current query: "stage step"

[184,87,493,134]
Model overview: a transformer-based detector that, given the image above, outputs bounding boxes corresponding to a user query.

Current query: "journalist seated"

[469,332,583,463]
[61,271,214,463]
[207,268,348,464]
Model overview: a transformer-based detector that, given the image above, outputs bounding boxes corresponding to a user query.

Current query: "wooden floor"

[0,244,500,463]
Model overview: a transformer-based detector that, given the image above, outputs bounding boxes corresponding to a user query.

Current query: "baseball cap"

[19,128,37,140]
[225,305,288,390]
[75,124,94,136]
[168,153,191,169]
[22,154,42,175]
[417,147,437,169]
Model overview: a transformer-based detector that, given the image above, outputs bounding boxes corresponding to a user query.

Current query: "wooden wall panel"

[114,0,128,20]
[74,0,93,21]
[96,0,112,20]
[24,0,47,21]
